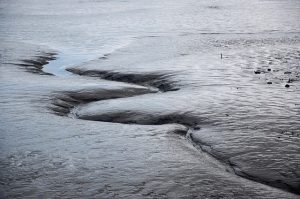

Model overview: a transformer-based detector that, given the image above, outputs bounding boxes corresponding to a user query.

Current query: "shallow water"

[0,0,300,198]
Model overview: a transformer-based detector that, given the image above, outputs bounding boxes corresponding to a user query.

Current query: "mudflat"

[0,0,299,198]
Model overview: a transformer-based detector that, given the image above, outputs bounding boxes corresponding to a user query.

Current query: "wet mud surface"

[67,53,300,194]
[1,0,300,198]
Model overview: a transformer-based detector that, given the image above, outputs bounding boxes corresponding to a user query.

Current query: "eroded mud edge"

[187,132,300,194]
[10,52,57,75]
[66,67,180,92]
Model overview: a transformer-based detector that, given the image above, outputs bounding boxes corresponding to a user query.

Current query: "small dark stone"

[193,126,201,130]
[284,71,292,74]
[285,84,290,88]
[267,81,272,84]
[254,70,261,74]
[267,68,271,71]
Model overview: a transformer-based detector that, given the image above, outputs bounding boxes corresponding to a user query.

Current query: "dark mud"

[49,85,156,117]
[66,68,179,92]
[77,110,201,127]
[50,70,199,129]
[10,53,57,75]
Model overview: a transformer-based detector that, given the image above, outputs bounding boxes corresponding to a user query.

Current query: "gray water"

[0,0,300,198]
